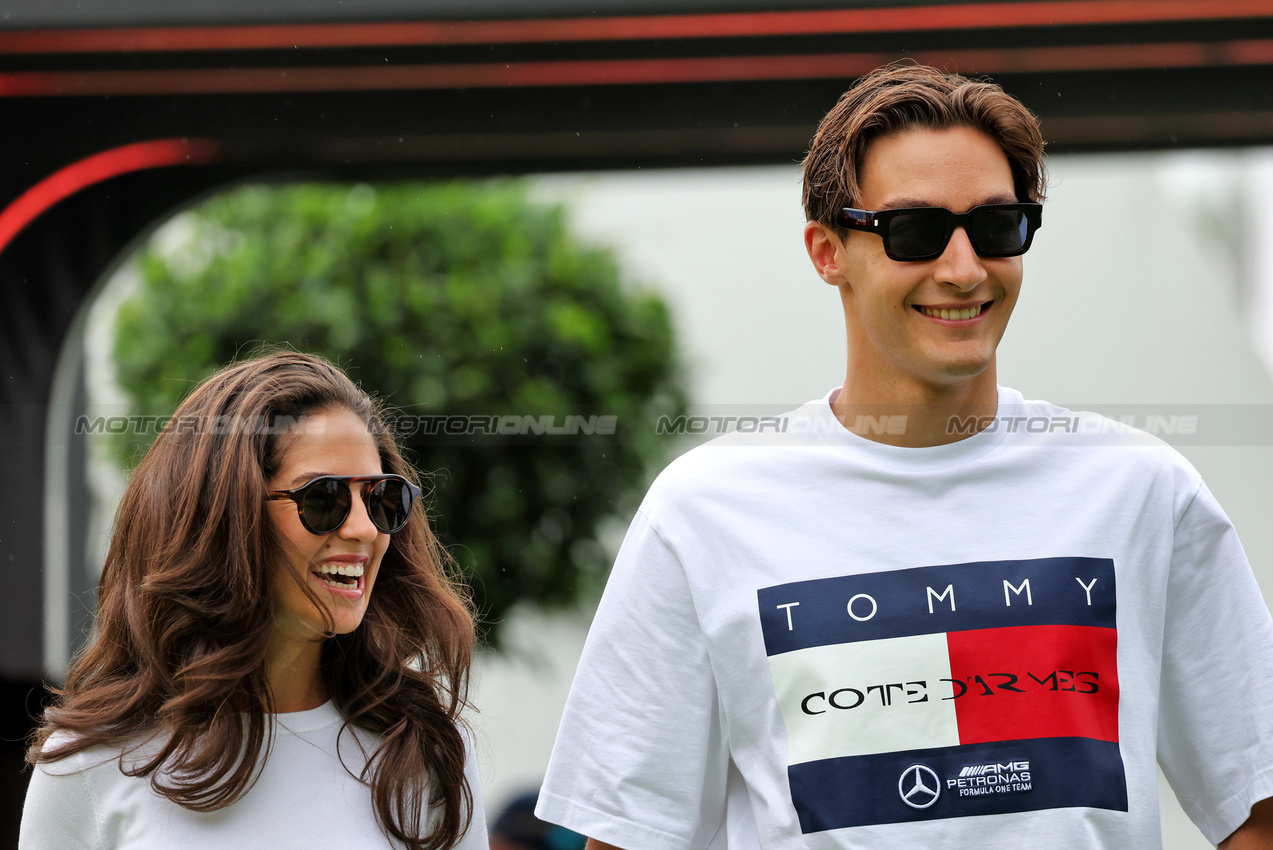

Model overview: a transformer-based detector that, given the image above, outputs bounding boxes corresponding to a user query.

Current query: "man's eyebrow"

[875,193,1019,211]
[876,198,930,211]
[875,199,926,211]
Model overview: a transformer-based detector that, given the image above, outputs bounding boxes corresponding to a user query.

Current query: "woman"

[21,351,486,849]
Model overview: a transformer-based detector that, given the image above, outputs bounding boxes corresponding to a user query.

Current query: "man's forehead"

[858,127,1015,209]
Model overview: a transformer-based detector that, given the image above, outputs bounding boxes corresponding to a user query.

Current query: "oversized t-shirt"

[537,388,1273,850]
[21,701,489,849]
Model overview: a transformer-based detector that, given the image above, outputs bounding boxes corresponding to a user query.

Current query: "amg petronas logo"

[958,761,1030,777]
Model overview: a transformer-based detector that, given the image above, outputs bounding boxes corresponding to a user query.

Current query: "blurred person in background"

[21,351,487,849]
[490,790,584,850]
[535,64,1273,849]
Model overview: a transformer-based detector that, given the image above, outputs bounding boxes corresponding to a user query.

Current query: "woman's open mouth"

[312,562,364,595]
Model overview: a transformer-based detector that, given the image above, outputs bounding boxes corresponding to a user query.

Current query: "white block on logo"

[768,634,960,765]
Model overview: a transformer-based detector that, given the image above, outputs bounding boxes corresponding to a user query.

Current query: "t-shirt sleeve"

[19,755,101,850]
[1156,481,1273,845]
[537,509,728,850]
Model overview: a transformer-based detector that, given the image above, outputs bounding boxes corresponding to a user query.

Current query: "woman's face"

[266,407,392,646]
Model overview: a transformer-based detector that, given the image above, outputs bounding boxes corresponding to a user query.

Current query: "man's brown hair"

[802,63,1046,229]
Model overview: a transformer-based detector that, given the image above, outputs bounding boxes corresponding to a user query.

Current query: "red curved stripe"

[0,0,1269,53]
[0,40,1268,97]
[0,139,219,257]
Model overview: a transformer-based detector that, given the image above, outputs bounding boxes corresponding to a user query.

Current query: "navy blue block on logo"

[758,557,1116,655]
[787,737,1128,832]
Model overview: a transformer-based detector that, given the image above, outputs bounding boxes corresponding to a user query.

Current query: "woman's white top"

[20,701,488,849]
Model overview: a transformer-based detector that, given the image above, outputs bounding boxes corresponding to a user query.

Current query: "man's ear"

[804,221,846,287]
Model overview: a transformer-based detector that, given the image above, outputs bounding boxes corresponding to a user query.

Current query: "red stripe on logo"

[946,625,1119,745]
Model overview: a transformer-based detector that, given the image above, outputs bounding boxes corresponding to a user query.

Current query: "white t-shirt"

[537,388,1273,850]
[20,701,489,850]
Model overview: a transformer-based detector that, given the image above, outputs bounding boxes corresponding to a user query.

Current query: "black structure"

[4,0,1273,841]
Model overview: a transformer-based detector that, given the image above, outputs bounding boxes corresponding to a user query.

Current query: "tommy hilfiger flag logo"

[757,557,1125,832]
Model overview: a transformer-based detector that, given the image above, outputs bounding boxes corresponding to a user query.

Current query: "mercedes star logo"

[898,764,941,809]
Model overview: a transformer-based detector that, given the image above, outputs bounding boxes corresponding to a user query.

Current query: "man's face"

[810,125,1024,395]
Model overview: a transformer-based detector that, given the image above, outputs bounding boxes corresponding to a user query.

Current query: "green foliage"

[111,181,687,639]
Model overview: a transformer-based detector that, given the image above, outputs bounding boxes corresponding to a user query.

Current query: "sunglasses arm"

[836,208,880,234]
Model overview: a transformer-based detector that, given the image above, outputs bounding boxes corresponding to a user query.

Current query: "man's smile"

[914,300,994,323]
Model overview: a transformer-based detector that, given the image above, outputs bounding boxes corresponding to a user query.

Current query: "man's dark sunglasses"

[267,474,421,535]
[836,202,1043,262]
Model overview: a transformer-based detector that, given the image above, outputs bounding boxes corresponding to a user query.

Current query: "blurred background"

[4,2,1273,849]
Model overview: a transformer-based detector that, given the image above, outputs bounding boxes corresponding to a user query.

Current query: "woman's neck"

[264,635,328,713]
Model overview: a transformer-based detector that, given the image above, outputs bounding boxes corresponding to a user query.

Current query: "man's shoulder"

[645,399,832,502]
[1003,390,1182,445]
[999,389,1203,482]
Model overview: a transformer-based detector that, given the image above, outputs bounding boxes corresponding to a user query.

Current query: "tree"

[111,181,687,640]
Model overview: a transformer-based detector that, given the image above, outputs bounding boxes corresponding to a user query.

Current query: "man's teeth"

[921,304,982,320]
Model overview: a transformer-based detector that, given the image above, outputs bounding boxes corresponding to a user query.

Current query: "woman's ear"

[804,221,847,287]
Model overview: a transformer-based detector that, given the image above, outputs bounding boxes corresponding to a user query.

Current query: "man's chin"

[918,353,997,387]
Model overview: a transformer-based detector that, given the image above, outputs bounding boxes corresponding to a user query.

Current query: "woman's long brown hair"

[29,351,476,850]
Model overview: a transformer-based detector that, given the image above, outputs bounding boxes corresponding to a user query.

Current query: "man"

[536,64,1273,848]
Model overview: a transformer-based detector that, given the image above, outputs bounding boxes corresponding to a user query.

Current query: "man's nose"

[935,226,988,290]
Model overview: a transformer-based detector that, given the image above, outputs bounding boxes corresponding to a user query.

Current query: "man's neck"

[832,368,1000,448]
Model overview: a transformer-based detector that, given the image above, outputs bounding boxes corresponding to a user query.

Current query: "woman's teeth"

[314,563,363,587]
[920,304,982,320]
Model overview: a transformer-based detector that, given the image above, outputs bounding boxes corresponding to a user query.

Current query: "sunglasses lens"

[299,478,351,534]
[886,210,949,259]
[368,478,416,534]
[972,207,1029,255]
[284,476,416,535]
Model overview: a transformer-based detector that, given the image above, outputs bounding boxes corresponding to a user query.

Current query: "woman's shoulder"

[20,730,158,850]
[32,725,165,779]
